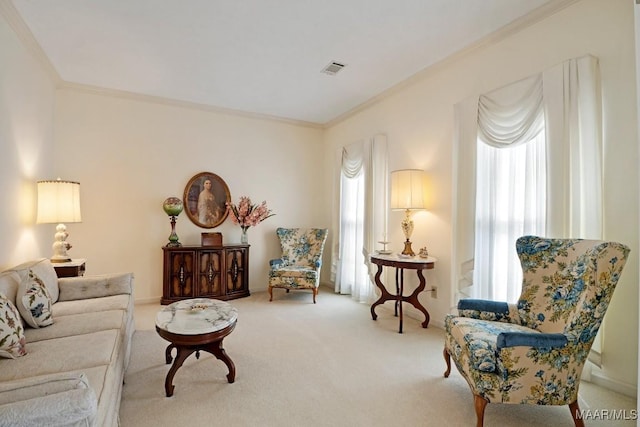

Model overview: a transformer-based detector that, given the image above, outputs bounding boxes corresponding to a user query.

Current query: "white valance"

[477,74,544,148]
[341,142,364,178]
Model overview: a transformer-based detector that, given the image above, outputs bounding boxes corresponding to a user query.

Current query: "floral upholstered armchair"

[268,228,328,303]
[443,236,630,427]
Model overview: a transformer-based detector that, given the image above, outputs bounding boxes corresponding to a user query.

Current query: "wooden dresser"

[161,244,250,304]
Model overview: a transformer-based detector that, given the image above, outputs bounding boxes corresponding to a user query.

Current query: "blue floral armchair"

[268,228,328,303]
[443,236,630,427]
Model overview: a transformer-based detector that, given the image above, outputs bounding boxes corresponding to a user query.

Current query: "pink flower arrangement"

[226,196,275,232]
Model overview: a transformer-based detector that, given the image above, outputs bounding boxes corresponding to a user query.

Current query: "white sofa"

[0,259,134,426]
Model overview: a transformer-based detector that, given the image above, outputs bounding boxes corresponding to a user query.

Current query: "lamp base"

[401,239,415,256]
[166,215,182,247]
[50,223,73,263]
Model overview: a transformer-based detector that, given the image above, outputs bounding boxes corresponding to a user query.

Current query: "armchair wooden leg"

[268,286,273,302]
[569,401,585,427]
[312,288,317,304]
[443,347,451,378]
[474,395,488,427]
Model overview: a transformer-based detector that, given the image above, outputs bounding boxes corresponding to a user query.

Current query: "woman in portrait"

[197,179,222,226]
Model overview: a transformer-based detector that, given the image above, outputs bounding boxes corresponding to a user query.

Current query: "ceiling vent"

[321,61,346,75]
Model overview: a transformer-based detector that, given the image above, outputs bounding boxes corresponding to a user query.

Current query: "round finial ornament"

[163,197,183,217]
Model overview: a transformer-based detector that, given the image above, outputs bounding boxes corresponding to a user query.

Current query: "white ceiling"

[10,0,564,125]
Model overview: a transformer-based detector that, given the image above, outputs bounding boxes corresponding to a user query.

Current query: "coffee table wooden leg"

[203,340,236,383]
[165,343,176,364]
[165,346,195,397]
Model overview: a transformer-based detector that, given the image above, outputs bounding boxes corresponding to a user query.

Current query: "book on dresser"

[162,244,250,304]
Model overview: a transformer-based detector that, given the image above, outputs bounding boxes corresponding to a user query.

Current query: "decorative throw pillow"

[17,269,53,328]
[0,293,27,359]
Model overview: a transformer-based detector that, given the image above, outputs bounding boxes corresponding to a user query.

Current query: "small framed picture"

[183,172,230,229]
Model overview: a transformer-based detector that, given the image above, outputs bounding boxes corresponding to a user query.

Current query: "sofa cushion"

[269,266,318,280]
[0,329,120,382]
[0,293,27,359]
[17,270,54,328]
[58,273,133,302]
[53,294,130,317]
[25,310,126,343]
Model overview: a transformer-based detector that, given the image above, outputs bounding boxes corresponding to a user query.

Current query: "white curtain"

[362,135,388,291]
[332,135,388,303]
[452,97,479,302]
[473,75,547,302]
[543,55,603,239]
[336,143,368,300]
[453,55,602,304]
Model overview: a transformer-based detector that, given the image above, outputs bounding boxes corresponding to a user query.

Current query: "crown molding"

[59,81,325,129]
[324,0,581,128]
[0,0,61,85]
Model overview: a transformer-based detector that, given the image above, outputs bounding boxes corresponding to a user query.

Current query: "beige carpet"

[120,290,636,426]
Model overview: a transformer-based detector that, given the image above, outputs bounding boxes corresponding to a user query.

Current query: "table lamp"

[390,169,428,256]
[36,179,82,263]
[163,197,184,247]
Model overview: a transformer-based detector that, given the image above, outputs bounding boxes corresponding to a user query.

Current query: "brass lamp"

[36,179,82,263]
[390,169,428,256]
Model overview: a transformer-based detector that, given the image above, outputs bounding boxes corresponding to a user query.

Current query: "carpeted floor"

[120,289,636,426]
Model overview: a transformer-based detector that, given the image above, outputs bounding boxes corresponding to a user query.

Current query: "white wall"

[0,12,55,269]
[323,0,638,395]
[53,89,325,302]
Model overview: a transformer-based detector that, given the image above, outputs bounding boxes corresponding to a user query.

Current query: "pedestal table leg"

[371,264,392,321]
[202,339,236,383]
[164,346,196,397]
[405,268,430,328]
[398,268,404,333]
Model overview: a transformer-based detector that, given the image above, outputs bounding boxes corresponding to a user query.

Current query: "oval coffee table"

[155,298,238,397]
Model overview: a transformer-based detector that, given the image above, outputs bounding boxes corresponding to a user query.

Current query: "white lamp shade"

[36,180,82,224]
[390,169,428,210]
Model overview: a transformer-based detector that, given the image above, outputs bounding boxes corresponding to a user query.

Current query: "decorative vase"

[240,228,248,244]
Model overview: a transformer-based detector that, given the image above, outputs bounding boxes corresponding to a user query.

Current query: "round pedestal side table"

[369,254,436,334]
[155,298,238,397]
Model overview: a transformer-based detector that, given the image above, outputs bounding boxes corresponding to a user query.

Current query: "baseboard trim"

[134,296,162,305]
[587,370,637,398]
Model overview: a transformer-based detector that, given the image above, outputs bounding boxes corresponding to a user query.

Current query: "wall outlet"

[431,286,437,299]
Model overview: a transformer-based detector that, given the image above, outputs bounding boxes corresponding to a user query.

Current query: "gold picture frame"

[183,172,230,229]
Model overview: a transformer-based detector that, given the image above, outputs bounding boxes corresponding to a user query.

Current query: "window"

[473,129,546,302]
[331,135,388,304]
[335,170,369,301]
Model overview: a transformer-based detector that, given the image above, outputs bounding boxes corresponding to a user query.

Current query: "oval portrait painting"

[183,172,231,228]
